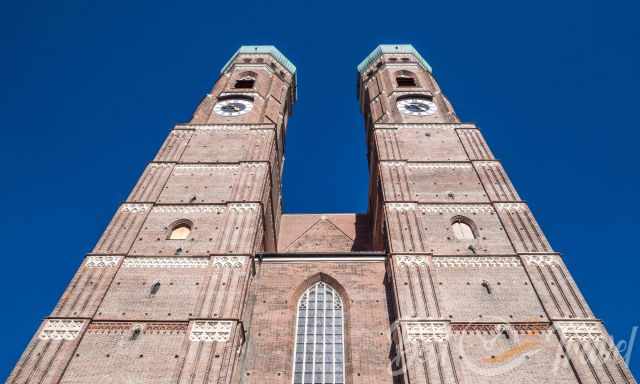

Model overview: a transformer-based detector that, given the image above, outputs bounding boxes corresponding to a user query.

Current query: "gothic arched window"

[451,219,475,240]
[293,281,344,384]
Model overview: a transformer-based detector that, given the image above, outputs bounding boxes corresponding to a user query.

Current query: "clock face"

[397,98,437,116]
[213,99,253,116]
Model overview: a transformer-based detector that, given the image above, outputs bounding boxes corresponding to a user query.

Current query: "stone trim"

[374,123,476,130]
[120,203,152,213]
[523,254,561,266]
[190,321,234,342]
[406,321,449,342]
[433,257,521,268]
[174,123,276,131]
[396,255,429,267]
[418,204,495,214]
[229,203,261,211]
[85,255,122,268]
[407,163,473,169]
[152,206,226,214]
[38,319,86,340]
[555,321,605,342]
[123,257,210,268]
[212,256,247,268]
[495,203,528,212]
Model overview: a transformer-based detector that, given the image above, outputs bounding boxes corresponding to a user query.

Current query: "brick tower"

[8,45,296,384]
[7,45,637,384]
[357,44,636,384]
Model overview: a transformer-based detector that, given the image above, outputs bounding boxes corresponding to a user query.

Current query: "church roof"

[220,45,297,76]
[357,44,432,74]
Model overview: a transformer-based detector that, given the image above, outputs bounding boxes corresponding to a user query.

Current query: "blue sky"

[1,0,639,379]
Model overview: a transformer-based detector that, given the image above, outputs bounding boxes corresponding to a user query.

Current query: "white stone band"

[555,321,605,342]
[190,321,234,342]
[123,257,210,268]
[433,257,521,268]
[39,319,85,341]
[212,256,247,268]
[85,256,122,268]
[406,322,449,343]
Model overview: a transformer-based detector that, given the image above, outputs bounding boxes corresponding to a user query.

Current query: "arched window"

[451,219,475,240]
[395,70,417,87]
[234,71,257,89]
[293,281,344,384]
[168,221,191,240]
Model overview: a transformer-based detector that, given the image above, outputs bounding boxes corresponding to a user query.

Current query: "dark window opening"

[396,77,417,87]
[150,282,161,295]
[234,79,255,89]
[130,328,141,341]
[482,280,492,294]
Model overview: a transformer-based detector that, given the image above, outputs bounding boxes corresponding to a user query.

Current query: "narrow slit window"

[292,281,344,384]
[169,223,191,240]
[452,221,475,240]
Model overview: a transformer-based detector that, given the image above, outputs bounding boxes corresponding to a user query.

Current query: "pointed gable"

[285,217,354,252]
[277,214,371,252]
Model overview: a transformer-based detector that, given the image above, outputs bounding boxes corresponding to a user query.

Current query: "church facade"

[8,45,637,384]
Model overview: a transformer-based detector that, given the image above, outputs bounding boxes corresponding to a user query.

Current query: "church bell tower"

[358,44,636,384]
[7,44,637,384]
[8,45,295,384]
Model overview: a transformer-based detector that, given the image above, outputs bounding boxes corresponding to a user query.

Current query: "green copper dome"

[357,44,432,74]
[221,45,297,75]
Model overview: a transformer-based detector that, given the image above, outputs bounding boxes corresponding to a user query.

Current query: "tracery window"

[293,281,344,384]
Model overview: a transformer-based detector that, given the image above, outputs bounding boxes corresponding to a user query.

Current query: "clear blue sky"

[1,0,638,379]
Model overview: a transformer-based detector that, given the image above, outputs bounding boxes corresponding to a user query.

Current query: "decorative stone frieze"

[212,256,246,268]
[38,319,85,340]
[229,202,261,211]
[152,205,226,214]
[555,321,605,342]
[387,203,418,212]
[85,255,122,268]
[175,123,276,131]
[418,204,494,214]
[120,203,152,213]
[123,257,210,268]
[396,255,429,267]
[405,321,449,342]
[433,257,520,268]
[190,321,234,342]
[374,123,476,130]
[523,254,561,266]
[407,163,472,169]
[173,164,241,173]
